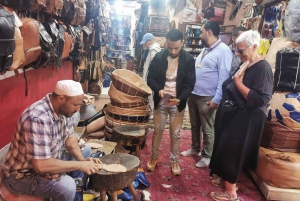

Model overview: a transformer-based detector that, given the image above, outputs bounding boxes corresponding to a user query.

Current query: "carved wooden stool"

[111,125,148,159]
[92,153,140,201]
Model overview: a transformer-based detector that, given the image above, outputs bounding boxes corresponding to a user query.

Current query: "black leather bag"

[61,0,75,25]
[31,22,54,68]
[0,0,33,11]
[274,48,300,92]
[43,21,65,67]
[0,6,15,74]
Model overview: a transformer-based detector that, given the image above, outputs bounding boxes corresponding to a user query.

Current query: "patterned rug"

[139,130,265,201]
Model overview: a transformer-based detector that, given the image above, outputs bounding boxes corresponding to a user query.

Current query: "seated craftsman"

[1,80,102,201]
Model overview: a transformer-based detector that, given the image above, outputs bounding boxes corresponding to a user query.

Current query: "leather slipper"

[210,191,239,201]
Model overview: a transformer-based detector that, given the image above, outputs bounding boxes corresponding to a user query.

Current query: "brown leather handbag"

[45,0,63,16]
[256,147,300,189]
[19,18,41,68]
[1,6,25,71]
[61,25,71,59]
[71,0,86,26]
[8,27,25,71]
[32,0,46,11]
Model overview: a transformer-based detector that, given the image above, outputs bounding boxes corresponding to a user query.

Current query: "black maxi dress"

[209,60,273,184]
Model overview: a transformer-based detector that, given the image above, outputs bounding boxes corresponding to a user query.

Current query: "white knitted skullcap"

[54,80,84,96]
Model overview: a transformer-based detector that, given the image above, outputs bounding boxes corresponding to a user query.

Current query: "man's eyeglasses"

[234,47,249,54]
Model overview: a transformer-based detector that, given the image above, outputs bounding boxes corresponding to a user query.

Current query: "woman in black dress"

[209,30,273,201]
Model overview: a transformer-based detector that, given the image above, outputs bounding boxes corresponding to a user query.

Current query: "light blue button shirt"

[192,38,232,104]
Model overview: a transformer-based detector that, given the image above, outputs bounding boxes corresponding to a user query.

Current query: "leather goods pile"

[105,69,151,140]
[0,0,109,96]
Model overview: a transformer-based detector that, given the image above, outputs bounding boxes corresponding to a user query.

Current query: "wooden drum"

[112,125,148,159]
[92,153,140,201]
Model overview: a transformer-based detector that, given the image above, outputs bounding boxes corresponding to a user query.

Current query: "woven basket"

[112,69,152,95]
[110,98,149,108]
[108,83,147,103]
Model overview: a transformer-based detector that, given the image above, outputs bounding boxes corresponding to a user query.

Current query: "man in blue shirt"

[181,21,232,168]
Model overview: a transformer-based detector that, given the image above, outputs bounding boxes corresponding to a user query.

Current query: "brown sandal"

[211,178,239,190]
[210,191,239,201]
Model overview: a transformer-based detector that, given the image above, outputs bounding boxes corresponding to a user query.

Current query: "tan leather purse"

[45,0,63,16]
[78,55,87,70]
[61,26,71,59]
[1,6,25,71]
[8,27,25,71]
[19,18,41,68]
[32,0,46,11]
[71,0,86,26]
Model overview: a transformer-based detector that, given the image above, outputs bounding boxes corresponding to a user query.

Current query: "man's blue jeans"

[4,144,91,201]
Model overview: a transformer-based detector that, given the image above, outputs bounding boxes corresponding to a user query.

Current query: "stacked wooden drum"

[105,69,152,141]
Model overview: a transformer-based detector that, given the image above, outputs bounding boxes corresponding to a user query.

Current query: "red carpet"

[139,130,265,201]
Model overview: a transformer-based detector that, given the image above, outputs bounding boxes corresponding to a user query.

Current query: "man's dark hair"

[166,29,183,41]
[232,26,247,37]
[203,21,220,37]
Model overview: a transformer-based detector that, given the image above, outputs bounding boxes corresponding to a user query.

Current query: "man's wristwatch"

[176,99,180,105]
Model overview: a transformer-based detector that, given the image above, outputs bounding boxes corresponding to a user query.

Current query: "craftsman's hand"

[167,98,180,106]
[206,101,218,110]
[86,157,102,165]
[158,90,166,98]
[78,160,102,175]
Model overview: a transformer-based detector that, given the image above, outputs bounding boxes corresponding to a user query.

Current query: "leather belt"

[111,77,149,99]
[166,77,177,82]
[110,98,149,108]
[106,111,149,123]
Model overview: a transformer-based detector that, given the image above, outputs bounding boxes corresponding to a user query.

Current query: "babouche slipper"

[210,191,239,201]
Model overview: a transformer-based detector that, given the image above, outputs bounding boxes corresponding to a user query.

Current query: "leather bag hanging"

[61,25,71,60]
[256,147,300,189]
[32,0,47,11]
[45,0,63,16]
[61,0,75,24]
[274,48,300,92]
[31,22,54,69]
[8,27,25,71]
[71,0,86,26]
[0,6,15,74]
[1,6,24,71]
[19,18,41,68]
